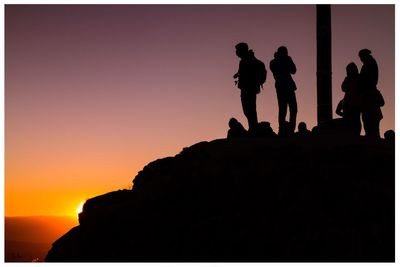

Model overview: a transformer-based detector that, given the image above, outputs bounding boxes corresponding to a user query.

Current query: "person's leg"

[241,92,258,131]
[362,112,374,137]
[347,108,362,136]
[370,118,381,138]
[288,91,298,133]
[353,110,362,136]
[247,93,258,132]
[276,90,287,130]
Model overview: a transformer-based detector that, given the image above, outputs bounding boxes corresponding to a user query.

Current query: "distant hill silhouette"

[45,136,394,262]
[5,216,77,262]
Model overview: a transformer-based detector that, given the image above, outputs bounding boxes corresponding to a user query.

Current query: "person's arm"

[288,57,297,74]
[335,100,344,117]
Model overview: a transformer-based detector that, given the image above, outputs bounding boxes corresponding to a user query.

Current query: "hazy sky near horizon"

[5,5,394,216]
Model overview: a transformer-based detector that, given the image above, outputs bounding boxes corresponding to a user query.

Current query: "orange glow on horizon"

[5,5,394,218]
[76,201,85,218]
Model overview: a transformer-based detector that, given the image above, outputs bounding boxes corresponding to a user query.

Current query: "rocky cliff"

[45,135,394,262]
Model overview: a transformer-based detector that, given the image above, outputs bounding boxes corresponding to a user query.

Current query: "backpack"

[255,58,267,88]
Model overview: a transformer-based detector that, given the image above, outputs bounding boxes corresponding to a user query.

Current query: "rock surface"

[45,136,394,262]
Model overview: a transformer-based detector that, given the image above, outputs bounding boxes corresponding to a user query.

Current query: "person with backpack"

[233,42,267,134]
[269,46,298,135]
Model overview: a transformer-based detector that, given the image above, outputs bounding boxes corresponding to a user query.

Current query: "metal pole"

[316,4,333,125]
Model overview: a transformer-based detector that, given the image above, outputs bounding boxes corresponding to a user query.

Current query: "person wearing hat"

[358,49,384,138]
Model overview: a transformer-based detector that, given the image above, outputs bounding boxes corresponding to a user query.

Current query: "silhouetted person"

[359,49,384,138]
[234,42,266,133]
[311,125,320,135]
[384,130,394,142]
[341,62,362,135]
[254,121,277,138]
[227,118,248,139]
[296,121,311,136]
[270,46,298,134]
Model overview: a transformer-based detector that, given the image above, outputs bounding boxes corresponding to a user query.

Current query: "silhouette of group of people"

[227,117,313,139]
[227,117,277,139]
[233,42,298,136]
[336,49,385,138]
[230,42,386,139]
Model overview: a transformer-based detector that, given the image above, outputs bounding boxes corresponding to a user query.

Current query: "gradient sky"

[5,5,394,217]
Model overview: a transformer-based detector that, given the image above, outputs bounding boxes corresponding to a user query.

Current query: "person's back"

[237,50,264,94]
[341,62,362,135]
[234,42,263,132]
[342,62,361,110]
[359,49,379,91]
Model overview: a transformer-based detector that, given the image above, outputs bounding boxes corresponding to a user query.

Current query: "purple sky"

[5,5,395,216]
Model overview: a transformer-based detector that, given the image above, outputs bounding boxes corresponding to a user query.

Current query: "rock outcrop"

[46,136,394,262]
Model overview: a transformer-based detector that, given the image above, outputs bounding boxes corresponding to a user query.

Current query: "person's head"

[311,126,319,135]
[259,121,271,128]
[298,122,307,132]
[235,42,249,58]
[346,62,359,76]
[384,130,395,141]
[359,48,372,63]
[277,46,288,57]
[229,118,239,129]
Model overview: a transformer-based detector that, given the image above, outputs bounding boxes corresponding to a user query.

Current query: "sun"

[76,201,85,216]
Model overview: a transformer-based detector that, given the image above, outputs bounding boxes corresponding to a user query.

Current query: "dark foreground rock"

[46,136,394,262]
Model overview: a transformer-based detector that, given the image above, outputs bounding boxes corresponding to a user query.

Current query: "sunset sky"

[5,4,395,217]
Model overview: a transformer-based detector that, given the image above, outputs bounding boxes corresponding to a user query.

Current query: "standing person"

[358,49,384,138]
[269,46,298,135]
[341,62,362,135]
[233,42,266,134]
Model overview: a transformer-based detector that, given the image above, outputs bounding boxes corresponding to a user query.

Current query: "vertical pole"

[316,5,332,125]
